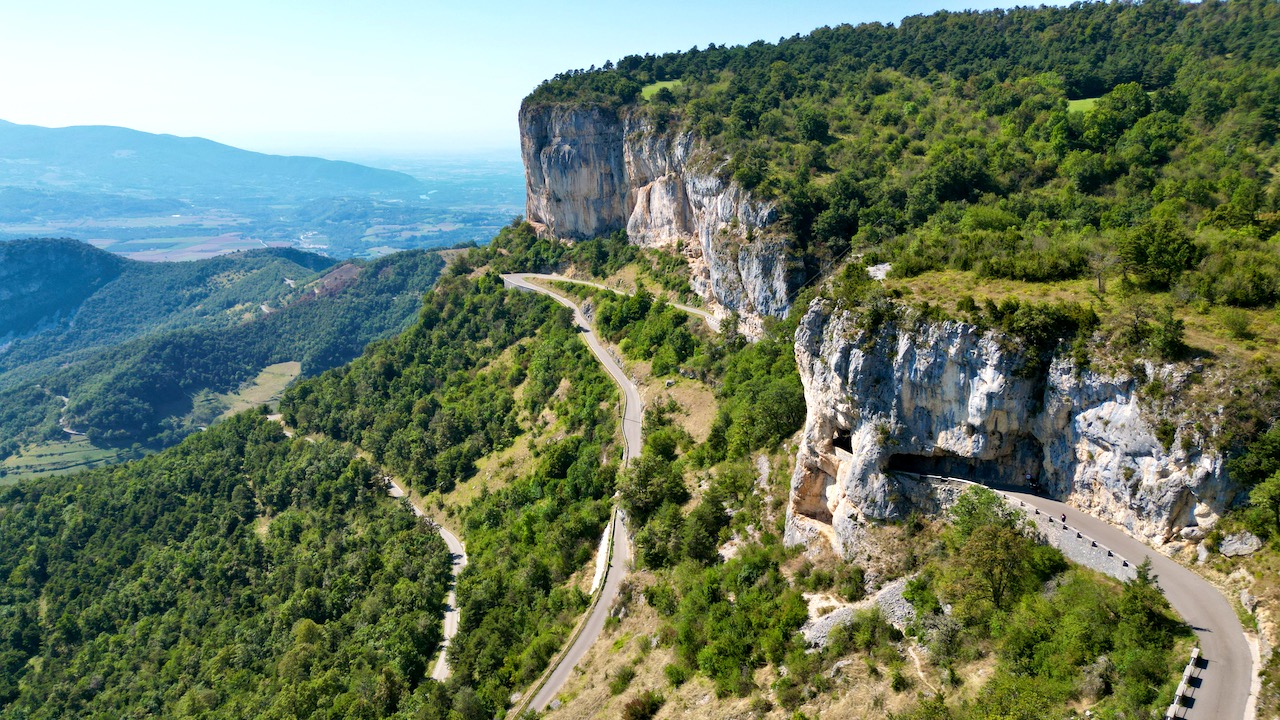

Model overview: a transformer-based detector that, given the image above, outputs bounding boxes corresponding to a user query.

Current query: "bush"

[890,667,911,692]
[1221,307,1254,339]
[610,665,638,695]
[622,690,664,720]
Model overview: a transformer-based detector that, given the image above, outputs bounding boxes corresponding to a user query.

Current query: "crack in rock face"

[784,300,1238,557]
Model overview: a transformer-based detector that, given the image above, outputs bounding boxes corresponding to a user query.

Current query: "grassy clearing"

[1067,96,1099,113]
[214,361,302,421]
[1068,90,1152,114]
[0,436,132,483]
[641,79,684,100]
[888,268,1280,369]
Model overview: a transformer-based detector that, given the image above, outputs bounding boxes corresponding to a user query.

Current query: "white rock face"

[785,300,1239,555]
[520,104,792,331]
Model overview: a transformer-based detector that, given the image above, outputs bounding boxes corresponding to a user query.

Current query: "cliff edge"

[785,299,1237,556]
[519,103,793,331]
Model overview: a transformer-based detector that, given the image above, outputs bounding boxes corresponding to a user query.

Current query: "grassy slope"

[0,437,132,484]
[640,80,684,100]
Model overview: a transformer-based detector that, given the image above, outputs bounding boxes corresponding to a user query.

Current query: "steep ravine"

[784,299,1239,556]
[519,104,792,333]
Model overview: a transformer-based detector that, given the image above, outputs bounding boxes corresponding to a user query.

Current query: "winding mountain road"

[499,275,1254,716]
[502,273,643,713]
[504,274,644,458]
[998,488,1252,720]
[385,476,469,682]
[514,272,720,332]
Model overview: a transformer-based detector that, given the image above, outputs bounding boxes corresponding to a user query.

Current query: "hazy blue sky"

[0,0,1013,158]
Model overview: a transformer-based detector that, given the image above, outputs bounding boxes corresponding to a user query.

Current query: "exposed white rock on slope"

[520,104,791,330]
[785,300,1238,555]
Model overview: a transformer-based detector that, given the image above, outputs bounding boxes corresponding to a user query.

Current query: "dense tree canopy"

[526,0,1280,319]
[0,249,444,457]
[0,412,453,718]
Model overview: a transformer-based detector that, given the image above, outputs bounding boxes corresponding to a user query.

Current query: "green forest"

[0,244,444,460]
[527,0,1280,330]
[0,412,455,719]
[0,239,333,377]
[283,268,624,716]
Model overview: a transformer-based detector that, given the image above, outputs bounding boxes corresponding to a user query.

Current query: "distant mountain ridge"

[0,238,331,354]
[0,119,424,199]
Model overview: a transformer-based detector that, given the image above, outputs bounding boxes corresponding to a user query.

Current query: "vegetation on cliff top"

[526,0,1280,456]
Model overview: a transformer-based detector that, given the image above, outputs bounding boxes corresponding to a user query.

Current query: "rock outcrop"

[520,104,792,331]
[785,300,1238,556]
[1220,532,1263,557]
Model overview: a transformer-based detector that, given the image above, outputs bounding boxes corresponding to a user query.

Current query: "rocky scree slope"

[520,104,791,332]
[785,299,1236,556]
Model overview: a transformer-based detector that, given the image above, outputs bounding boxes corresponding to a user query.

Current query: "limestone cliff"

[785,299,1237,555]
[520,104,792,331]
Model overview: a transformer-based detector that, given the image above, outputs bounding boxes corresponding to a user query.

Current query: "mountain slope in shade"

[0,238,332,357]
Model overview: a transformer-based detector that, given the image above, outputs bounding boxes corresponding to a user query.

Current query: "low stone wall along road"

[999,483,1251,720]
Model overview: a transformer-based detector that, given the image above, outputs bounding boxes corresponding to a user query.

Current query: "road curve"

[502,273,642,712]
[504,274,644,460]
[270,415,471,681]
[497,278,1254,716]
[386,477,469,682]
[517,272,720,332]
[1001,489,1252,720]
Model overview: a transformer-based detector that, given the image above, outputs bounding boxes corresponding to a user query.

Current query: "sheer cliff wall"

[520,104,793,333]
[785,300,1237,555]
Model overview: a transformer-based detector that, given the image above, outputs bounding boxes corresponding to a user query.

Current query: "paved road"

[516,272,720,332]
[504,274,644,458]
[1000,489,1252,720]
[502,273,642,712]
[386,476,469,682]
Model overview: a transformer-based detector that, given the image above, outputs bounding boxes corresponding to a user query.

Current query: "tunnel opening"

[884,435,1043,489]
[832,430,853,454]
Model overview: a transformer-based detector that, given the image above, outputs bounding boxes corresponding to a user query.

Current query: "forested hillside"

[528,0,1280,319]
[0,262,631,717]
[0,412,455,718]
[0,244,444,463]
[0,239,334,378]
[283,268,624,714]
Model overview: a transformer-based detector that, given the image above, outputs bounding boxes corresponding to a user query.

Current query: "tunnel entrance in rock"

[884,435,1043,488]
[832,430,853,454]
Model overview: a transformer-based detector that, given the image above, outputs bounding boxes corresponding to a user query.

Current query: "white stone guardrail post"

[1165,647,1201,719]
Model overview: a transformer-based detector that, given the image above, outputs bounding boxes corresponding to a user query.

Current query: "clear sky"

[0,0,1014,159]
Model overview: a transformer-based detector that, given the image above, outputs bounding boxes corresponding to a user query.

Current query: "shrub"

[622,690,664,720]
[890,666,911,692]
[1221,307,1254,339]
[610,665,638,695]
